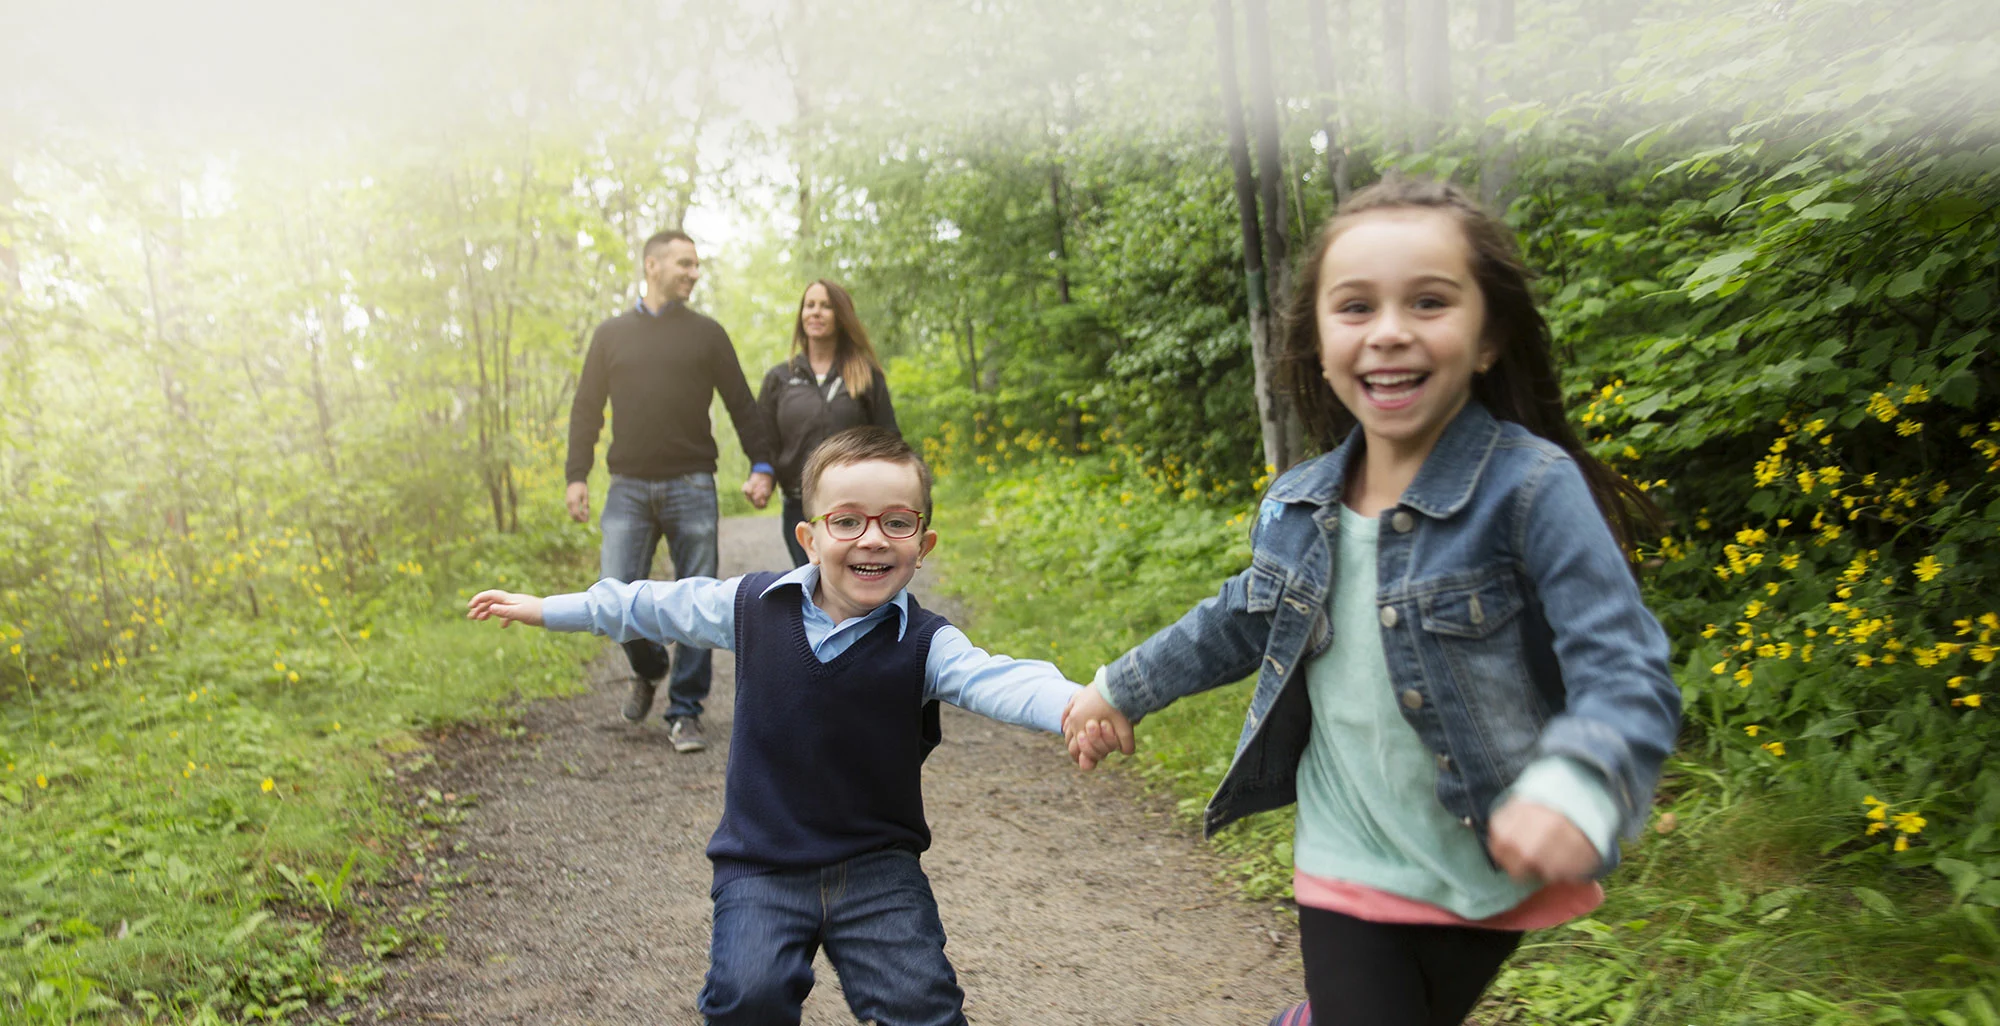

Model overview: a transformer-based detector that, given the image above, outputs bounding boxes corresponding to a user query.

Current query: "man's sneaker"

[1267,1002,1311,1026]
[667,715,708,754]
[622,676,660,723]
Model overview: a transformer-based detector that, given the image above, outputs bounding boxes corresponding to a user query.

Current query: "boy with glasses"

[467,427,1123,1025]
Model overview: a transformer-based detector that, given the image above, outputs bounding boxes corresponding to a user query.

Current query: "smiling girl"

[1064,179,1682,1025]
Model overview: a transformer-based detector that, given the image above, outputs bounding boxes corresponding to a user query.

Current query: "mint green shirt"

[1292,506,1619,920]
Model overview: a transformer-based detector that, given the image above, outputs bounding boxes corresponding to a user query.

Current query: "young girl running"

[1064,179,1681,1025]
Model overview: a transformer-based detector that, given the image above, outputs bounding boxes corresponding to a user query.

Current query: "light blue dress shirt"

[541,564,1077,733]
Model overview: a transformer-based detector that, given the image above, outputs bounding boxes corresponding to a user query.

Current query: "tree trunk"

[1048,162,1071,305]
[1381,0,1408,152]
[1410,0,1452,150]
[0,153,18,294]
[1478,0,1518,209]
[1214,0,1296,475]
[963,314,981,394]
[1242,0,1308,469]
[1306,0,1351,201]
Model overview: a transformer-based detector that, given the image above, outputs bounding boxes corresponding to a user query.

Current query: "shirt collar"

[1264,400,1501,520]
[635,295,685,317]
[759,563,913,640]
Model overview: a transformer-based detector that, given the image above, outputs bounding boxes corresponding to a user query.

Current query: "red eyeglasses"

[808,508,927,541]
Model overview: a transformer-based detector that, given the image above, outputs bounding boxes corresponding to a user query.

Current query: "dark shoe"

[622,676,660,723]
[667,715,708,753]
[1267,1002,1311,1026]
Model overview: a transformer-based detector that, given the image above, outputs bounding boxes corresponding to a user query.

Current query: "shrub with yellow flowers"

[1542,148,2000,880]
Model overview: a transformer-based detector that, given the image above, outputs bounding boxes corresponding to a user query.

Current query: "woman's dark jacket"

[756,355,900,496]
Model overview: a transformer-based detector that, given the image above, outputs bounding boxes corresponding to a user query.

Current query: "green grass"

[928,454,2000,1025]
[0,535,598,1023]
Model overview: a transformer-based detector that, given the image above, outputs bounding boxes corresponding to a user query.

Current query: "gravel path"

[356,515,1302,1024]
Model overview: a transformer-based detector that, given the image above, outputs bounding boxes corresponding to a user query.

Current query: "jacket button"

[1379,605,1399,628]
[1400,688,1424,710]
[1391,510,1415,533]
[1435,752,1451,772]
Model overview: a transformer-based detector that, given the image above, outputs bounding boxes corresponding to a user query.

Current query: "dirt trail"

[358,516,1301,1024]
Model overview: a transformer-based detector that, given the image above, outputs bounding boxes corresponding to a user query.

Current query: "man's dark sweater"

[566,302,774,483]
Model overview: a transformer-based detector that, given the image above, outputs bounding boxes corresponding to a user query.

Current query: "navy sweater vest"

[707,571,949,890]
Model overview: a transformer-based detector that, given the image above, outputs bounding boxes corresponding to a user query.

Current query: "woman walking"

[756,279,900,566]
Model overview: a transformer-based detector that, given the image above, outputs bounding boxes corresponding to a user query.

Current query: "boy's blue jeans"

[599,473,717,718]
[699,850,967,1026]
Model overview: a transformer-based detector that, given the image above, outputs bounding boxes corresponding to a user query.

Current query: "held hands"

[466,590,546,629]
[742,472,775,510]
[565,481,590,523]
[1061,683,1136,770]
[1486,799,1601,884]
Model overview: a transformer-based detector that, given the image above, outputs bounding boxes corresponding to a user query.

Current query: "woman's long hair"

[792,279,884,401]
[1278,178,1660,554]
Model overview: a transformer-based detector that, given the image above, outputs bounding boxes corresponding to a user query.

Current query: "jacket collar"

[1264,401,1502,520]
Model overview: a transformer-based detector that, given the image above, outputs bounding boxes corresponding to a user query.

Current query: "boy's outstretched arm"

[924,628,1084,739]
[467,590,545,628]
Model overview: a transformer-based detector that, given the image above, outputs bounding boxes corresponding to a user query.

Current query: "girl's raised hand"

[1486,799,1600,884]
[466,590,545,629]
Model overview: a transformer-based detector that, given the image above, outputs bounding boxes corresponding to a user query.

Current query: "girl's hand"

[1061,684,1135,770]
[1486,799,1600,883]
[466,590,545,628]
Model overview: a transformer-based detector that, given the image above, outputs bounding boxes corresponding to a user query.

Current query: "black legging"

[1298,906,1521,1025]
[780,493,810,568]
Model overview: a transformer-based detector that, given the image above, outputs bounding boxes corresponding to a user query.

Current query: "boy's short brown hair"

[800,427,934,524]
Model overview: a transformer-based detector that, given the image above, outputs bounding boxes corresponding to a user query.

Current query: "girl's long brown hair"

[1278,178,1660,554]
[793,279,884,401]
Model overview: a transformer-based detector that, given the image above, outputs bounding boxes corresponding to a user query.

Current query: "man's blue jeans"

[600,473,718,719]
[699,851,967,1026]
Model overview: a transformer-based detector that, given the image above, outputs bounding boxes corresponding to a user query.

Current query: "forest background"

[2,0,1998,1022]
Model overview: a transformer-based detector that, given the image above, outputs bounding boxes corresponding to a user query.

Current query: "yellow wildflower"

[1955,694,1984,708]
[1893,811,1926,834]
[1895,835,1910,851]
[1913,556,1943,582]
[1711,661,1729,675]
[261,778,275,793]
[1762,741,1786,757]
[1948,676,1967,689]
[1745,725,1762,737]
[1856,653,1874,668]
[1974,645,1998,663]
[1734,666,1754,687]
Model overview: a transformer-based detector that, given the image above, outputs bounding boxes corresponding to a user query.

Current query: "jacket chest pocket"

[1416,568,1549,744]
[1245,560,1331,673]
[1418,570,1524,639]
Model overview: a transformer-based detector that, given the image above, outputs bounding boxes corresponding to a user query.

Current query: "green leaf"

[1852,886,1897,919]
[1685,248,1758,289]
[1796,202,1854,221]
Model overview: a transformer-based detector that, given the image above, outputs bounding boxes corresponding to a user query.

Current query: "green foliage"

[0,516,595,1020]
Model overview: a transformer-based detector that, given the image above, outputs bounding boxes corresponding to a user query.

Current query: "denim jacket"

[1100,401,1681,870]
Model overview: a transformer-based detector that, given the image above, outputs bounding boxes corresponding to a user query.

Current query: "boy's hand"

[1061,684,1135,770]
[466,590,546,629]
[1486,799,1600,884]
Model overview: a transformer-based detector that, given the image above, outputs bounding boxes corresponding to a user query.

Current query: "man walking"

[566,229,776,753]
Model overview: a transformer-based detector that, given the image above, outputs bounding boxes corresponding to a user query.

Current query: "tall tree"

[1242,0,1306,469]
[1213,0,1295,475]
[1381,0,1409,152]
[1476,0,1517,208]
[1410,0,1452,149]
[1307,0,1352,201]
